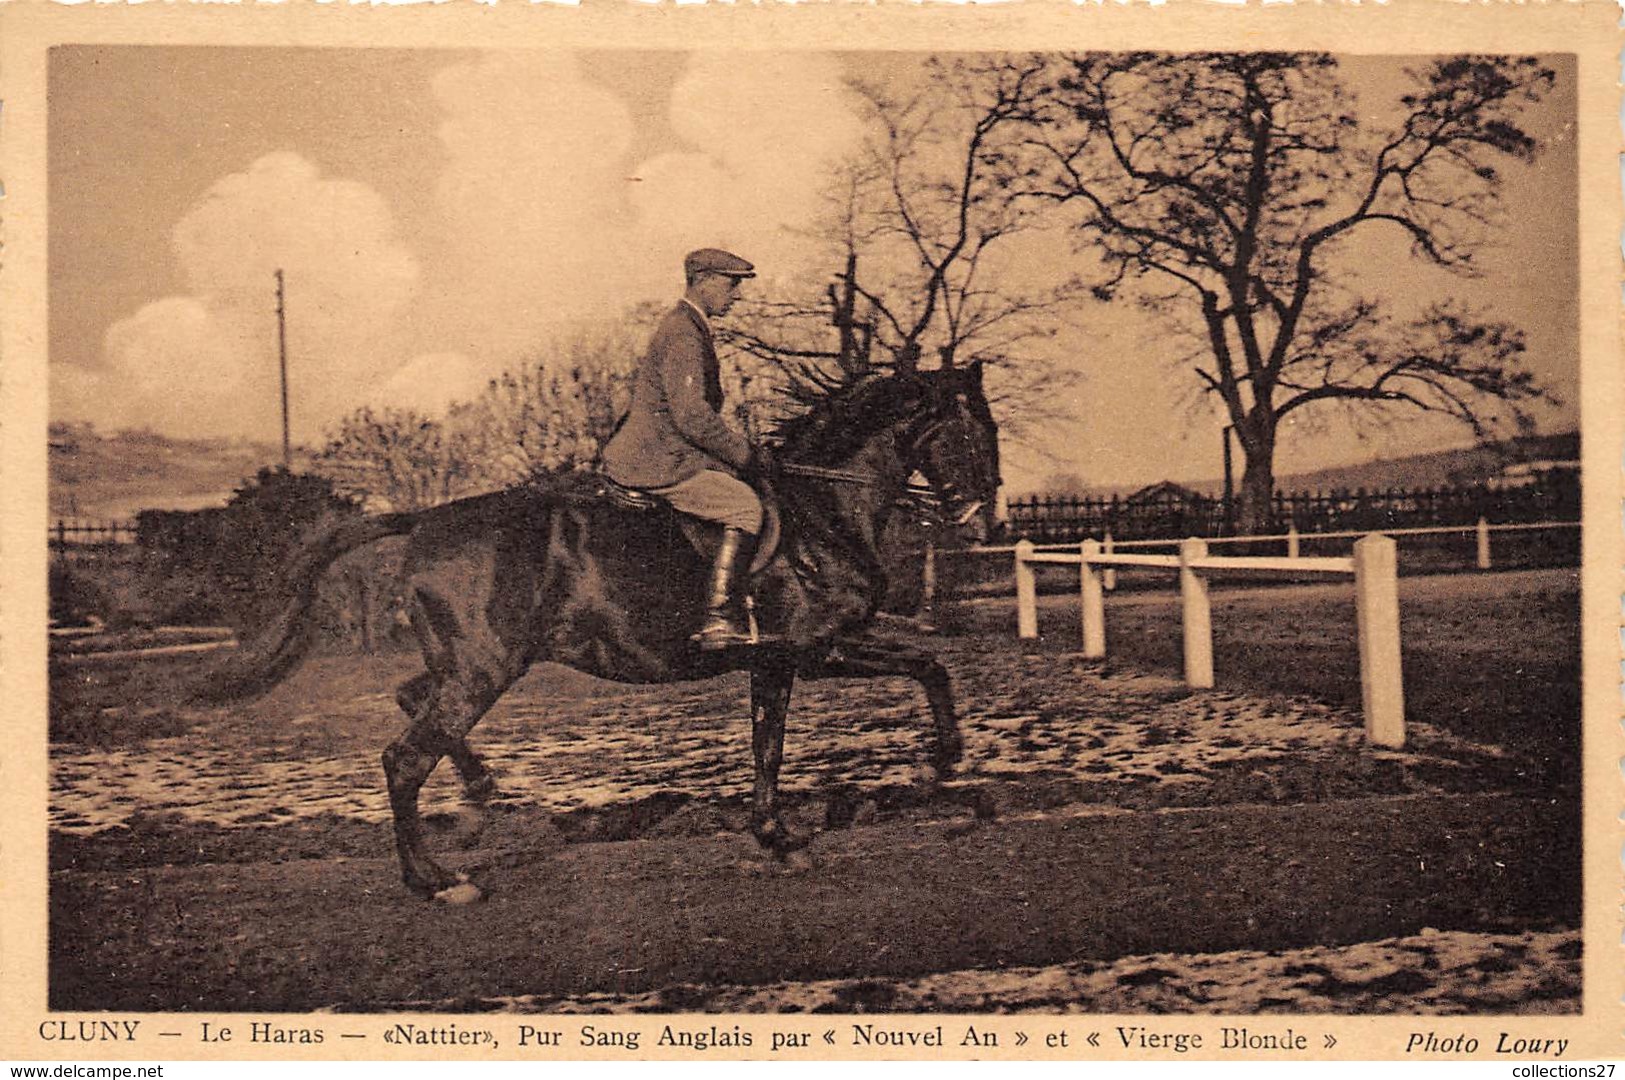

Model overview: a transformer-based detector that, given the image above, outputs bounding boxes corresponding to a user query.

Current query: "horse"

[200,360,1002,903]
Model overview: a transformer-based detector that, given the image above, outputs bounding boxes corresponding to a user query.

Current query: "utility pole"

[275,268,291,469]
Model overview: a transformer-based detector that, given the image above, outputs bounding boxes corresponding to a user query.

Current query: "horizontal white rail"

[1187,555,1355,574]
[51,640,238,666]
[1024,551,1176,568]
[960,518,1579,556]
[1024,551,1356,575]
[49,625,236,641]
[1079,553,1181,569]
[1475,520,1582,533]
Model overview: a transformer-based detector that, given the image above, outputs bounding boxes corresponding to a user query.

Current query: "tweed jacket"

[601,302,754,489]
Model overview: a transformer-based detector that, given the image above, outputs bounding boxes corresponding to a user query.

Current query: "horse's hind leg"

[384,666,516,903]
[448,742,502,805]
[396,671,500,805]
[395,671,435,716]
[382,717,463,900]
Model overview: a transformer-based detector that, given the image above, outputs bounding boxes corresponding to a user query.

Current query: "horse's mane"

[768,367,927,463]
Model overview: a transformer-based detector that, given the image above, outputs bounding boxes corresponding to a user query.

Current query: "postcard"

[1,0,1618,1064]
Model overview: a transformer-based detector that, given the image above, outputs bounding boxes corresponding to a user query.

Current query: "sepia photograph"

[4,2,1618,1061]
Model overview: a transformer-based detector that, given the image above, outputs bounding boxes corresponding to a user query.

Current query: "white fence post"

[1179,538,1214,690]
[1287,523,1300,560]
[1102,532,1118,592]
[1015,539,1038,640]
[1353,533,1406,748]
[1476,516,1491,570]
[1079,539,1106,659]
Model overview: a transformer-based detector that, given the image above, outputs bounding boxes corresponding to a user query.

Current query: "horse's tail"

[190,512,418,704]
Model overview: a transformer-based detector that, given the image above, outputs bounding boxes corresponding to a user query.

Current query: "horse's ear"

[968,359,985,386]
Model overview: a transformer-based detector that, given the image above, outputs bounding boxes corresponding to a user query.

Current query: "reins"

[779,462,935,500]
[779,463,876,486]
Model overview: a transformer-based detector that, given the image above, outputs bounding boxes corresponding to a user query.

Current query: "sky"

[48,48,1578,494]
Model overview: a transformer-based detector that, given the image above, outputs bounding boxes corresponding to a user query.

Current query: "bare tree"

[314,407,476,512]
[722,56,1084,441]
[454,309,657,488]
[312,309,657,507]
[1016,52,1555,531]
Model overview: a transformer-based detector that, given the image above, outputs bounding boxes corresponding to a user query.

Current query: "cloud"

[424,52,644,362]
[369,352,489,418]
[174,152,418,315]
[636,52,865,277]
[628,53,866,283]
[423,51,866,365]
[69,53,871,444]
[79,152,420,442]
[102,297,257,431]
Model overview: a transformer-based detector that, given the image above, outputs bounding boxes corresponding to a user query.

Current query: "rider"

[601,247,769,650]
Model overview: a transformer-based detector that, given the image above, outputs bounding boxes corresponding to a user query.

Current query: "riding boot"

[692,527,756,650]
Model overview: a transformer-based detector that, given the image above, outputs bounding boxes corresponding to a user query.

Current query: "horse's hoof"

[433,875,485,905]
[752,819,810,858]
[463,775,502,806]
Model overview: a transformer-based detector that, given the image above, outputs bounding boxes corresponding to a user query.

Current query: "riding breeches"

[651,469,763,535]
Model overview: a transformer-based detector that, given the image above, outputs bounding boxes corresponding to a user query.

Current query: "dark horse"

[204,361,1001,902]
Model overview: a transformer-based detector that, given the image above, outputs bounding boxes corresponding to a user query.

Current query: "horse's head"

[774,361,1003,543]
[902,361,1003,545]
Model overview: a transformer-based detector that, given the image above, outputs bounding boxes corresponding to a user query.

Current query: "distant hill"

[52,423,1581,523]
[1029,431,1579,499]
[1272,431,1578,493]
[49,424,313,521]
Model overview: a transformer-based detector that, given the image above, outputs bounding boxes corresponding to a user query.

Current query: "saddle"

[565,471,782,575]
[568,473,669,513]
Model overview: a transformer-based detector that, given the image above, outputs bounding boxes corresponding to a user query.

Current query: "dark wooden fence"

[1005,473,1580,543]
[48,518,138,550]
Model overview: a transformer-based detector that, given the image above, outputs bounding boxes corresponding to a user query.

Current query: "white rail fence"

[926,519,1576,605]
[1087,517,1578,579]
[1012,535,1407,749]
[48,625,238,668]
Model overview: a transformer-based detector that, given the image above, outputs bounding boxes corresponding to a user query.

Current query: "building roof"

[1126,480,1210,504]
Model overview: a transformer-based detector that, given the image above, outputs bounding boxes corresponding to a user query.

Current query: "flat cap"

[684,248,756,279]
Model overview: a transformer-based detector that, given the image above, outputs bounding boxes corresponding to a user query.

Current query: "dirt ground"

[47,570,1581,1014]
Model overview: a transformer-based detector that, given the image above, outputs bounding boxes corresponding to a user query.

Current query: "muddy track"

[50,792,1577,1013]
[47,599,1581,1015]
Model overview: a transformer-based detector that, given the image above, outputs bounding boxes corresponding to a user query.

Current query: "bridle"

[780,412,989,528]
[780,463,983,529]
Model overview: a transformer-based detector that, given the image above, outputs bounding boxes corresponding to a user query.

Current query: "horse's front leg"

[749,658,807,857]
[800,638,963,779]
